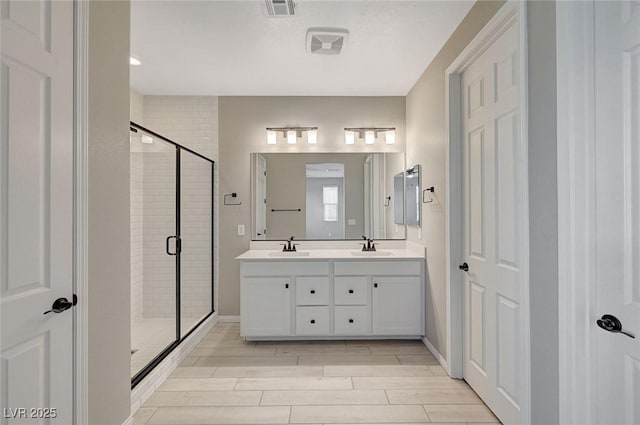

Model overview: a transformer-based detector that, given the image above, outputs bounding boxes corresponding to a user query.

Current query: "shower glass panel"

[130,128,178,379]
[180,150,213,336]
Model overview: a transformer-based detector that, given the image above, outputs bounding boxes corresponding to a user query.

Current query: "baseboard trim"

[130,314,218,416]
[421,336,448,370]
[218,315,240,323]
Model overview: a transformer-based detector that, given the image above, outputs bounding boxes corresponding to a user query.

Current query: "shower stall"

[129,122,214,386]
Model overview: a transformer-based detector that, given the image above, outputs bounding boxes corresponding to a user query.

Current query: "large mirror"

[251,153,406,240]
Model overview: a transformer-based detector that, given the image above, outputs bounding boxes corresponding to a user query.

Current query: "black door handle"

[459,262,469,272]
[597,314,635,338]
[166,236,181,255]
[43,295,77,315]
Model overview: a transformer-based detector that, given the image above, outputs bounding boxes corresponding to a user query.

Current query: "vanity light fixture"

[345,131,356,145]
[267,130,277,145]
[344,127,396,145]
[265,127,319,145]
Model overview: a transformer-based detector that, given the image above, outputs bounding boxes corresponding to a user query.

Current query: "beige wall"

[218,96,405,315]
[88,1,131,424]
[405,0,505,358]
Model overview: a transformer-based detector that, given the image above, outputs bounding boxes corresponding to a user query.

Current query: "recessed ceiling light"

[130,56,141,66]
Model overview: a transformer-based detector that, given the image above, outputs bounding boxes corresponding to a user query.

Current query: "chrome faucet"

[361,235,377,252]
[281,236,298,252]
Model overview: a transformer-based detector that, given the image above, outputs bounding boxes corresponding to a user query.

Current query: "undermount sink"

[267,251,311,257]
[350,251,394,257]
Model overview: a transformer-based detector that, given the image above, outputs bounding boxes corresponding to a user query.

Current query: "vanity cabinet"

[239,258,424,340]
[241,277,291,336]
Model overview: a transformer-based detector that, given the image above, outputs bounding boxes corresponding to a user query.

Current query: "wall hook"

[384,196,391,207]
[224,193,242,206]
[423,186,435,204]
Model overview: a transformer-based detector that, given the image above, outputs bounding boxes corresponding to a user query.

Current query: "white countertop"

[235,248,425,261]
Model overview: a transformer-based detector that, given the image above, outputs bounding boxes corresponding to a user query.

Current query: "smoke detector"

[306,28,349,55]
[265,0,296,16]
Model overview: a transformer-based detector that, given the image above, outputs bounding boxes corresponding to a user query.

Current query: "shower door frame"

[130,121,215,388]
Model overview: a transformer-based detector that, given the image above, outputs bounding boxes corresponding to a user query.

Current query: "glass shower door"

[179,150,214,336]
[130,128,179,379]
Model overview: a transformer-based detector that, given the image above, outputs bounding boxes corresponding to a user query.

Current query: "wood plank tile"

[423,404,499,423]
[353,376,468,390]
[170,367,217,378]
[190,347,277,357]
[323,365,432,377]
[133,407,157,425]
[290,405,429,423]
[386,389,482,404]
[298,355,399,366]
[275,346,371,356]
[397,355,440,365]
[260,389,388,405]
[144,391,262,407]
[194,356,298,367]
[235,376,353,390]
[157,378,237,391]
[213,366,323,378]
[147,406,291,424]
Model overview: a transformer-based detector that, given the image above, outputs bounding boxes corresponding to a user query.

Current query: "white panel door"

[0,1,74,424]
[461,17,521,425]
[594,2,640,424]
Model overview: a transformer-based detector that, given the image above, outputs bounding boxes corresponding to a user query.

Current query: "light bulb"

[307,129,317,144]
[385,130,396,145]
[365,130,375,144]
[287,130,297,144]
[345,131,355,145]
[267,130,277,145]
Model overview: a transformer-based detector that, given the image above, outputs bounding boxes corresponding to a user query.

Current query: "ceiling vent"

[265,0,296,16]
[306,28,349,55]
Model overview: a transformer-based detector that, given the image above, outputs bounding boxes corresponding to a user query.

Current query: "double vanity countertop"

[236,248,425,261]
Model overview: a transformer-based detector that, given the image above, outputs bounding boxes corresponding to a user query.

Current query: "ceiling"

[130,0,475,96]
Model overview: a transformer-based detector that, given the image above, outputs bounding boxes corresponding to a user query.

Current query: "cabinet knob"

[349,319,354,323]
[348,289,354,294]
[285,283,289,288]
[310,319,316,324]
[310,289,315,294]
[374,283,378,288]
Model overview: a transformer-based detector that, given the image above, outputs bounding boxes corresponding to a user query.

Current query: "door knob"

[596,314,635,338]
[43,295,77,315]
[459,262,469,272]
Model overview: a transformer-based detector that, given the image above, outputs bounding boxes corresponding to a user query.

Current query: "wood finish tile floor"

[134,324,500,425]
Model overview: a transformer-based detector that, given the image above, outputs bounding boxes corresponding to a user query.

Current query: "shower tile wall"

[143,96,219,321]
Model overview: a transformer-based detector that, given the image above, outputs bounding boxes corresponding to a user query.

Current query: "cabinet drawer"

[334,261,421,276]
[296,277,330,305]
[334,306,370,335]
[334,277,368,305]
[295,306,330,335]
[242,261,329,276]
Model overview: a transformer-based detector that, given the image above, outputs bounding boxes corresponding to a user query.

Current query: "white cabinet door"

[241,278,291,336]
[372,276,423,335]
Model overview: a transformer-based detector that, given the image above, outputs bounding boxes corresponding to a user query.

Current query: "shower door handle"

[166,236,181,256]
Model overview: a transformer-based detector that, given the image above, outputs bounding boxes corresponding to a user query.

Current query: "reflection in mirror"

[393,172,405,225]
[405,164,421,227]
[250,153,406,240]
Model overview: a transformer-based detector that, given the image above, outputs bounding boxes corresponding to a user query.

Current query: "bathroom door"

[593,2,640,423]
[0,1,75,423]
[461,12,522,425]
